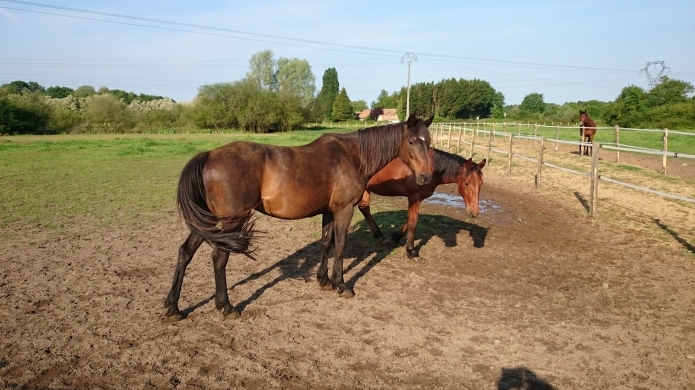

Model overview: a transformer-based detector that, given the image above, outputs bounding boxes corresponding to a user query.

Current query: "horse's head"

[457,158,486,217]
[579,110,589,126]
[399,114,434,185]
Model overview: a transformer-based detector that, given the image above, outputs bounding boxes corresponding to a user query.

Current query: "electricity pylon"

[640,61,670,89]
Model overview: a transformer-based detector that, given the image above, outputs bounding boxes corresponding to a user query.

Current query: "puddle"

[423,192,501,213]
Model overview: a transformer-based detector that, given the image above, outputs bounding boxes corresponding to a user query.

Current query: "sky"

[1,0,694,106]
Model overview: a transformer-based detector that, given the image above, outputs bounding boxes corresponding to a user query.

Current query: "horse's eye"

[409,139,415,145]
[465,182,469,186]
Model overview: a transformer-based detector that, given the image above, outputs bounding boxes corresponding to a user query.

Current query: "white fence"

[430,123,695,215]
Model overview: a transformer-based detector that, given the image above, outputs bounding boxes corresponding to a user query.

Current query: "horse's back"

[203,137,364,219]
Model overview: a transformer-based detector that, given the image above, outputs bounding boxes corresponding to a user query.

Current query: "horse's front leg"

[163,233,204,321]
[317,213,334,290]
[330,207,356,298]
[357,191,386,242]
[404,199,422,260]
[211,247,239,319]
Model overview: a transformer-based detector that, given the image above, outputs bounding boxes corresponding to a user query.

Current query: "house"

[377,108,399,123]
[357,109,371,120]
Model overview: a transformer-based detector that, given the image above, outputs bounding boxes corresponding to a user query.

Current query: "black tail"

[176,152,257,258]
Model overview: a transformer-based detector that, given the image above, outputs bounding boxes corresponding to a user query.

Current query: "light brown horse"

[164,115,434,320]
[579,110,597,156]
[358,148,485,260]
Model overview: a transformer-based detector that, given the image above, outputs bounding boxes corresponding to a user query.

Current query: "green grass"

[0,128,357,231]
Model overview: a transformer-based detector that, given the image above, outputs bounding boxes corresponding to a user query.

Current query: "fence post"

[662,128,668,174]
[469,129,475,158]
[535,136,545,188]
[492,122,496,140]
[580,126,585,155]
[534,123,538,147]
[486,131,492,165]
[457,127,462,152]
[555,124,559,151]
[447,125,452,149]
[614,125,620,163]
[507,134,514,175]
[589,141,600,216]
[517,122,521,136]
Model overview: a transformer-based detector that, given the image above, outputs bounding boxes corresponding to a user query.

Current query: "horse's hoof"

[163,310,183,322]
[338,286,355,299]
[320,283,335,291]
[223,309,241,319]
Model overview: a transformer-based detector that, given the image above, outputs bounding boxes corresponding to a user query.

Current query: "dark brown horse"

[164,115,434,320]
[579,110,597,156]
[358,148,485,260]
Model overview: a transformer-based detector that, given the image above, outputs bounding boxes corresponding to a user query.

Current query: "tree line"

[504,77,695,129]
[1,50,693,134]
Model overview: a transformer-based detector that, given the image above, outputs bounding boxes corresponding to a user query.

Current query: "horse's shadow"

[181,210,488,316]
[497,367,555,390]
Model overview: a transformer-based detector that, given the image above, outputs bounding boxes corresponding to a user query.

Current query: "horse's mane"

[433,149,470,182]
[357,118,431,176]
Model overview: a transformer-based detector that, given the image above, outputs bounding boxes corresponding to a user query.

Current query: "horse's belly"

[259,189,329,219]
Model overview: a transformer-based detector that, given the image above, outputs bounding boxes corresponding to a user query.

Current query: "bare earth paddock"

[1,162,694,389]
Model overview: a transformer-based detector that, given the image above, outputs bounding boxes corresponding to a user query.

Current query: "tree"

[0,92,53,134]
[82,94,131,132]
[246,49,277,91]
[648,76,694,107]
[520,93,546,116]
[0,80,45,95]
[371,89,399,109]
[315,68,339,120]
[604,85,648,127]
[46,85,74,99]
[351,100,368,113]
[331,87,354,121]
[276,57,316,108]
[73,85,96,98]
[491,91,505,119]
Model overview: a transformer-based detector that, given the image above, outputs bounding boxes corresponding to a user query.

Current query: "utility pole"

[640,61,670,90]
[401,52,418,118]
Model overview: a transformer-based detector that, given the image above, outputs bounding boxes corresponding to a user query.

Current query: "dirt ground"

[1,170,694,389]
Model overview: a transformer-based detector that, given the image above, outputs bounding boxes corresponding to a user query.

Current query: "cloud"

[0,8,21,26]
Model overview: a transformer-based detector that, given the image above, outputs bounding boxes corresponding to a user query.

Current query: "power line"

[0,1,652,75]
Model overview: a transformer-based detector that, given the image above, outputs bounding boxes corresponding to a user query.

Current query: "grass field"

[0,126,355,230]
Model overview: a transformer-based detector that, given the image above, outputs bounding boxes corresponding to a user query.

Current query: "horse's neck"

[356,124,405,177]
[433,151,465,185]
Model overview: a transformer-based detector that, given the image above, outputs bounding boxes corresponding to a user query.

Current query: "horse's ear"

[406,113,418,127]
[478,159,487,169]
[464,158,474,169]
[424,115,434,127]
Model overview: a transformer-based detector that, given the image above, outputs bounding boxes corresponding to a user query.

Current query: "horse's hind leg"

[404,200,422,260]
[317,213,335,290]
[330,207,356,298]
[164,232,204,321]
[357,191,385,242]
[211,247,239,319]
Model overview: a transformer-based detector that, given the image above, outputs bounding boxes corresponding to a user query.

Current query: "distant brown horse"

[579,110,597,156]
[164,115,434,320]
[358,148,485,260]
